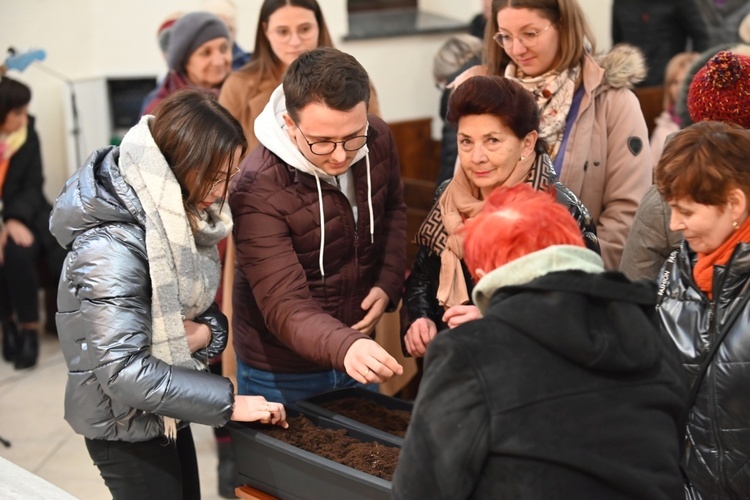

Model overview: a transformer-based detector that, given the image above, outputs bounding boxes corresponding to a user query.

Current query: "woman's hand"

[231,395,288,428]
[183,320,211,353]
[443,305,482,329]
[404,317,438,358]
[5,219,34,247]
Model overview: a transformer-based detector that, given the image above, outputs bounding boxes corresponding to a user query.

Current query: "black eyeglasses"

[295,123,368,156]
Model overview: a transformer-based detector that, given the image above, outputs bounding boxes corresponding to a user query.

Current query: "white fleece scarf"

[255,84,374,279]
[472,245,604,314]
[119,115,232,439]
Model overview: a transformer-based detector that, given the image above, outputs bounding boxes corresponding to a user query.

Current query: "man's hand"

[6,219,34,247]
[403,317,438,358]
[351,286,389,335]
[344,338,403,384]
[442,305,482,329]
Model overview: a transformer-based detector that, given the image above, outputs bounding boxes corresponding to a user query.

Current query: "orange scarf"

[693,218,750,298]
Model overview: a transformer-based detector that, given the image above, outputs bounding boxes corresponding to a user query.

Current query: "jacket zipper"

[707,297,729,493]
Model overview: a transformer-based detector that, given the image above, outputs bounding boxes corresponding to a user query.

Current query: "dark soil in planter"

[262,416,399,480]
[320,397,411,437]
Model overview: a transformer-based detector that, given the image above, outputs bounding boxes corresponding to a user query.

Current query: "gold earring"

[733,220,740,230]
[520,155,525,161]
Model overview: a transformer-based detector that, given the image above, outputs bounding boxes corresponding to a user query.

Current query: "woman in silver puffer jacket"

[50,89,287,500]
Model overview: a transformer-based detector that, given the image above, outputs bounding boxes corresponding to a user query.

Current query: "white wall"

[0,0,612,201]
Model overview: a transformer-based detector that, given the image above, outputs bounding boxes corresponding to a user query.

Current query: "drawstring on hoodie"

[366,154,373,244]
[312,170,326,281]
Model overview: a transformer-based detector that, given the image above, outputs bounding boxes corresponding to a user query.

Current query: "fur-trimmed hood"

[593,43,647,90]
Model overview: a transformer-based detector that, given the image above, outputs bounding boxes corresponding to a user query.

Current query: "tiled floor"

[0,333,226,499]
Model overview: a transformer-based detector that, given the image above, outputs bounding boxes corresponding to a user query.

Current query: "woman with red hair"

[393,184,686,499]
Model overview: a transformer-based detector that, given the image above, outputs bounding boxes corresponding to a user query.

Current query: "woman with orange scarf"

[401,75,598,358]
[655,120,750,498]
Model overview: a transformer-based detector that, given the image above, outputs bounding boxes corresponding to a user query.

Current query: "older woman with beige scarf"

[402,75,598,358]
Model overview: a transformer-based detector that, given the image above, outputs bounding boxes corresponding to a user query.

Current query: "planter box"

[296,387,412,447]
[228,411,395,500]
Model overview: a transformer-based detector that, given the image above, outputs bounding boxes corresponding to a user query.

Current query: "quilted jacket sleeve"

[65,224,234,426]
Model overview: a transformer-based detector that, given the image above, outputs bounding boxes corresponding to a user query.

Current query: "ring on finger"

[363,367,370,377]
[265,403,270,412]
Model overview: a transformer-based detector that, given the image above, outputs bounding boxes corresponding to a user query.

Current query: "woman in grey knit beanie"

[143,11,231,115]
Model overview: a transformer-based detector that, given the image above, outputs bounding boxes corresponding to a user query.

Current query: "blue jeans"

[236,359,377,407]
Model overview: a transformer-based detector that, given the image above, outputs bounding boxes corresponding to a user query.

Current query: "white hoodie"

[254,84,374,279]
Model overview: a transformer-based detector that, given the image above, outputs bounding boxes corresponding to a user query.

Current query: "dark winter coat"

[657,241,750,498]
[3,117,54,244]
[394,249,687,499]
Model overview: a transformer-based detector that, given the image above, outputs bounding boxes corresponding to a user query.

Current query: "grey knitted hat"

[167,11,229,73]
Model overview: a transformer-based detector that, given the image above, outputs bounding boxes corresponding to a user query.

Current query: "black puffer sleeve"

[192,302,229,361]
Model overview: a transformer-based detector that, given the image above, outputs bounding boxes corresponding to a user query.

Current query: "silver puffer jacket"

[50,146,233,442]
[657,243,750,499]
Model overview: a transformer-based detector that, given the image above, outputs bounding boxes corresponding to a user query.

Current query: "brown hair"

[150,88,247,225]
[655,121,750,206]
[283,47,370,123]
[447,74,547,154]
[238,0,333,85]
[485,0,595,75]
[0,76,31,124]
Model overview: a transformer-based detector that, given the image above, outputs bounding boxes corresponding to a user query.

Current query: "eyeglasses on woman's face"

[295,124,368,156]
[493,23,552,49]
[209,165,241,190]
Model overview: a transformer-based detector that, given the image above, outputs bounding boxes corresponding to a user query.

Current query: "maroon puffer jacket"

[229,115,407,373]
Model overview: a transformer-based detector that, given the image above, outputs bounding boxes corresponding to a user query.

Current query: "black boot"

[217,439,239,499]
[2,320,17,362]
[14,328,38,370]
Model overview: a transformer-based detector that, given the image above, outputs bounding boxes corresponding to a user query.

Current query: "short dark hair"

[283,47,370,123]
[150,88,247,225]
[0,76,32,124]
[447,75,547,154]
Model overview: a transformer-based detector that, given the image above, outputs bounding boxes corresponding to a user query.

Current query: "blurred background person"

[649,51,699,168]
[453,0,651,271]
[402,75,597,359]
[394,183,686,499]
[655,120,750,498]
[0,75,65,370]
[611,0,710,87]
[220,0,380,151]
[432,34,483,186]
[201,0,252,70]
[142,11,231,115]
